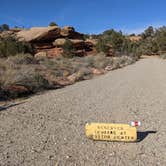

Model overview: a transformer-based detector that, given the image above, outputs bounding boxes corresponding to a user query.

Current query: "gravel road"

[0,56,166,166]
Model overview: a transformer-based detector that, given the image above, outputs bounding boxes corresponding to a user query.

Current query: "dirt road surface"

[0,56,166,165]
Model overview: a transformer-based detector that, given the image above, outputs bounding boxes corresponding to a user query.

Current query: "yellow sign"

[85,123,137,142]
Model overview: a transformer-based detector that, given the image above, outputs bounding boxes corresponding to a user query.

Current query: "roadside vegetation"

[93,26,166,57]
[1,24,166,99]
[0,52,137,99]
[0,37,33,57]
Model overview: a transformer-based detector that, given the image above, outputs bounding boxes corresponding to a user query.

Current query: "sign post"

[85,122,138,142]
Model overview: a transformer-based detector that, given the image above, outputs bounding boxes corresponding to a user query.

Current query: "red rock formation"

[5,85,30,97]
[17,26,61,42]
[16,26,95,57]
[47,48,63,57]
[60,26,83,39]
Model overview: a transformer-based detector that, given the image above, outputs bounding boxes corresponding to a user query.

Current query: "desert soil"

[0,56,166,166]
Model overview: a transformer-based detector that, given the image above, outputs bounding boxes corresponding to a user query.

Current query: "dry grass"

[0,53,137,99]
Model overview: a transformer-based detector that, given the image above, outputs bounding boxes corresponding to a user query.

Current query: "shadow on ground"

[137,131,157,142]
[0,102,26,111]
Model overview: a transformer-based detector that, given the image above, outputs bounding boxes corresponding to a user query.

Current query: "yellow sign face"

[85,123,137,142]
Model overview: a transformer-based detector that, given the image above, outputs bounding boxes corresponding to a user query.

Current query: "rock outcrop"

[60,26,83,39]
[16,26,94,57]
[17,26,61,42]
[53,38,67,47]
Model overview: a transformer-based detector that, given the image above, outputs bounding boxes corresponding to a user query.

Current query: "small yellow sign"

[85,123,137,142]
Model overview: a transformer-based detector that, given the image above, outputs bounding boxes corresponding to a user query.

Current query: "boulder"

[53,39,85,48]
[0,31,16,39]
[84,41,94,52]
[105,65,114,71]
[67,73,78,83]
[70,39,84,44]
[47,47,63,57]
[70,39,94,52]
[17,26,61,42]
[4,85,30,97]
[70,39,85,50]
[85,39,98,45]
[53,38,67,47]
[54,77,72,86]
[33,43,55,50]
[91,68,104,75]
[53,38,94,56]
[60,26,75,37]
[34,52,47,59]
[35,48,63,58]
[60,26,83,39]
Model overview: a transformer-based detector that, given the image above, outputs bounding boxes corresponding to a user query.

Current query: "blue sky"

[0,0,166,34]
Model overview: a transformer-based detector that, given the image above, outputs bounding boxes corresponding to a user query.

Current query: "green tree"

[0,24,10,31]
[102,29,125,52]
[0,37,33,57]
[142,26,154,39]
[155,26,166,52]
[49,22,58,26]
[62,39,75,58]
[83,34,90,40]
[95,38,110,54]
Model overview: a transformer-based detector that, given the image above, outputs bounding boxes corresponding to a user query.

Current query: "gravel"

[0,56,166,165]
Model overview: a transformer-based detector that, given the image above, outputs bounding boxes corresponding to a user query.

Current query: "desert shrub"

[93,54,113,68]
[39,56,74,75]
[0,48,138,99]
[81,53,113,69]
[49,22,58,26]
[76,67,92,81]
[0,24,9,31]
[62,39,76,58]
[112,56,136,69]
[160,54,166,59]
[83,34,90,40]
[0,37,33,57]
[155,26,166,52]
[102,29,125,52]
[0,60,7,71]
[0,66,50,93]
[82,56,95,67]
[6,53,37,65]
[95,39,110,54]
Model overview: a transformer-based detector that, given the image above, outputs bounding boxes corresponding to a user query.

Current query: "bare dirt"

[0,56,166,166]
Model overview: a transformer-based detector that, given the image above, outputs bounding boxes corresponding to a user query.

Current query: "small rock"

[67,73,78,83]
[92,68,104,75]
[105,65,114,71]
[35,52,47,59]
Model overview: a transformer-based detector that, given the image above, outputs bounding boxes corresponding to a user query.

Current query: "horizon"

[1,0,166,34]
